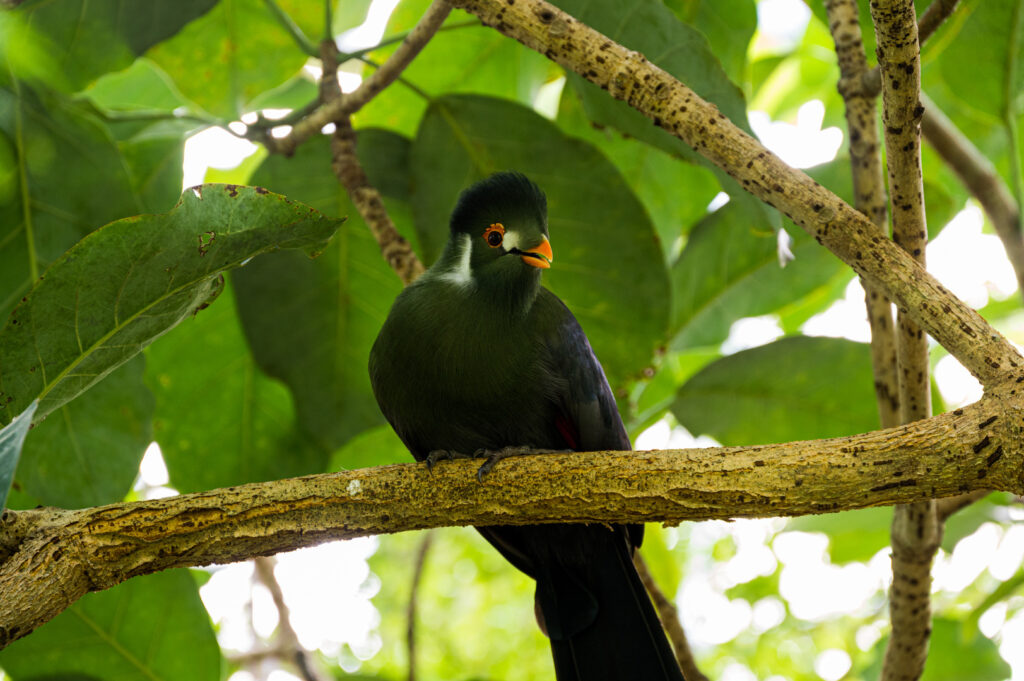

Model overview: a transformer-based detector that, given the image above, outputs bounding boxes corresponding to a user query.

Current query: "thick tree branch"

[920,93,1024,298]
[447,0,1023,388]
[825,0,900,429]
[634,553,709,681]
[1,394,1020,647]
[266,0,452,157]
[870,3,939,679]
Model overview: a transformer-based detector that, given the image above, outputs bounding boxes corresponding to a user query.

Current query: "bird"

[369,171,686,681]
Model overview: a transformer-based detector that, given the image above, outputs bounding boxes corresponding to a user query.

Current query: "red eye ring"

[484,223,505,248]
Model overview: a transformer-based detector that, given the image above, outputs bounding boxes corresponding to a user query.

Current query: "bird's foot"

[424,449,474,472]
[473,445,571,482]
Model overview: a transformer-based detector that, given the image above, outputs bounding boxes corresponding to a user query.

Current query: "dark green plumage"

[369,172,685,681]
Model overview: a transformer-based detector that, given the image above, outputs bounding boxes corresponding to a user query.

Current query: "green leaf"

[0,184,342,428]
[552,0,776,230]
[9,0,217,92]
[0,399,36,510]
[0,83,142,321]
[665,0,758,87]
[355,2,554,137]
[82,58,192,113]
[146,280,325,492]
[146,0,312,119]
[937,1,1022,124]
[410,94,670,387]
[329,423,410,471]
[0,570,221,681]
[670,201,845,350]
[672,336,879,445]
[555,86,721,261]
[116,119,193,213]
[234,131,405,452]
[15,355,152,509]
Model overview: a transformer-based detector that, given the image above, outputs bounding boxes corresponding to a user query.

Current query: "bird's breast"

[371,294,565,457]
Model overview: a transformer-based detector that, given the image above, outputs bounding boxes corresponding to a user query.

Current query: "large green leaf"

[0,570,220,681]
[355,1,554,137]
[82,58,192,113]
[14,355,152,509]
[665,0,758,87]
[929,0,1024,196]
[145,0,313,119]
[672,336,879,445]
[0,83,141,321]
[234,131,405,452]
[115,119,192,214]
[410,94,670,387]
[10,0,217,92]
[555,86,721,261]
[0,184,342,428]
[146,281,325,492]
[0,399,36,510]
[670,201,845,350]
[552,0,776,230]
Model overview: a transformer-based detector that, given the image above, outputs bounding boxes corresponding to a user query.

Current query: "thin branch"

[267,0,452,157]
[870,3,940,680]
[825,0,900,429]
[633,552,709,681]
[318,40,426,284]
[917,0,961,45]
[262,0,319,57]
[251,557,330,681]
[407,531,435,681]
[356,55,433,101]
[859,0,961,97]
[935,489,990,521]
[920,92,1024,299]
[448,0,1024,389]
[1,394,1017,648]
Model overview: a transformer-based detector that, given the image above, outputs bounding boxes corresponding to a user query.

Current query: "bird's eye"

[484,223,505,248]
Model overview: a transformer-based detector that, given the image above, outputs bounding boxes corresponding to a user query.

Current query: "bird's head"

[437,172,553,290]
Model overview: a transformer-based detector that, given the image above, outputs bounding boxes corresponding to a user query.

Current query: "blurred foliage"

[0,0,1022,679]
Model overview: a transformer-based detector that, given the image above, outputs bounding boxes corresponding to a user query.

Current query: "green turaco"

[369,172,685,681]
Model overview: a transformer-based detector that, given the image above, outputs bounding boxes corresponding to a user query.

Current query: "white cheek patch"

[439,233,474,286]
[502,230,522,252]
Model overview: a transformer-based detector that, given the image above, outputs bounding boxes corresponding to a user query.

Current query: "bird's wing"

[535,288,631,454]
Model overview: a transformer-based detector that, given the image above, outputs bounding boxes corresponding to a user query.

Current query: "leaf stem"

[262,0,319,57]
[324,0,334,41]
[338,19,481,63]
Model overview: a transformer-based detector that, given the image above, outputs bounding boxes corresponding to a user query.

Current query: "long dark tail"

[482,524,686,681]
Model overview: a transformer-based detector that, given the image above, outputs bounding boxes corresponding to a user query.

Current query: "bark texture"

[2,394,1022,647]
[826,0,900,429]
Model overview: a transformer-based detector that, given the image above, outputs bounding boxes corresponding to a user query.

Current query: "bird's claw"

[424,449,473,472]
[475,445,562,482]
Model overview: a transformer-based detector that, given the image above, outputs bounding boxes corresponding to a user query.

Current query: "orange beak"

[520,236,553,269]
